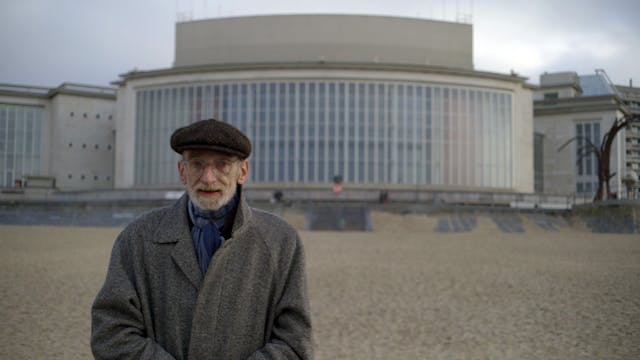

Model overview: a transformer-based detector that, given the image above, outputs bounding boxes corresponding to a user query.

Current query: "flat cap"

[170,119,252,158]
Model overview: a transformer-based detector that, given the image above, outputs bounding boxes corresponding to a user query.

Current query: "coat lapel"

[157,190,254,291]
[171,232,202,290]
[154,194,202,289]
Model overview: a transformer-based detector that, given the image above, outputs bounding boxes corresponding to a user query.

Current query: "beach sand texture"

[0,212,639,359]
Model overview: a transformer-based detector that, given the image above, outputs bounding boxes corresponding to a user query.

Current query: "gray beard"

[188,181,237,211]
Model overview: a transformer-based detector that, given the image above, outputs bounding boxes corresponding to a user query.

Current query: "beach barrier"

[305,206,373,231]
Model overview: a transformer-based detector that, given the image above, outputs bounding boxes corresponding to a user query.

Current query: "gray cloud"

[0,0,637,87]
[473,0,640,84]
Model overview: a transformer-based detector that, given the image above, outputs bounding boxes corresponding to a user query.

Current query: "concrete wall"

[48,94,116,190]
[539,72,579,87]
[1,85,117,190]
[533,87,581,101]
[514,86,535,193]
[174,15,473,70]
[534,72,581,101]
[114,85,136,189]
[534,109,625,196]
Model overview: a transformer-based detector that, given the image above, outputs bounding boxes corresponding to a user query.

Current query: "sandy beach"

[0,212,639,359]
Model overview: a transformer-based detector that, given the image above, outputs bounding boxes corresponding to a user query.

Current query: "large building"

[0,83,116,190]
[113,14,535,193]
[534,71,640,199]
[6,15,639,202]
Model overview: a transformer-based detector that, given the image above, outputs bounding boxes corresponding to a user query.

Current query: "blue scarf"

[188,192,239,275]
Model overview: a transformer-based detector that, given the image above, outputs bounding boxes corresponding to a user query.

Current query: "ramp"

[306,206,373,231]
[435,214,477,232]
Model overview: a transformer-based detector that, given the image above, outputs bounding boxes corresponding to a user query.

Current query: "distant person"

[272,190,284,204]
[91,119,313,359]
[378,190,389,204]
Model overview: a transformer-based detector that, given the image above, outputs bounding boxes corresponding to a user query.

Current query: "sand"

[0,212,639,359]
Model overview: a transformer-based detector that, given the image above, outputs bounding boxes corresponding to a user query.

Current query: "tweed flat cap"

[170,119,252,158]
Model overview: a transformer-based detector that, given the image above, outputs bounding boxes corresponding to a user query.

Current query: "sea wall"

[2,198,638,234]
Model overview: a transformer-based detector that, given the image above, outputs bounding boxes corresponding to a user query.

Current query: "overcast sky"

[1,0,638,88]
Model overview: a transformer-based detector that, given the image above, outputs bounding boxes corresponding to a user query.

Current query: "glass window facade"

[0,104,43,187]
[134,80,514,188]
[575,121,601,196]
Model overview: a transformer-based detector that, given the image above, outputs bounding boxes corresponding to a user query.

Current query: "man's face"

[178,150,249,211]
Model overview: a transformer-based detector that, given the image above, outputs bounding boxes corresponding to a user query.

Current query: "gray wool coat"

[91,193,313,359]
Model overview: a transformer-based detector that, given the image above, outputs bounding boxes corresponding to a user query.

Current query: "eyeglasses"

[182,158,238,177]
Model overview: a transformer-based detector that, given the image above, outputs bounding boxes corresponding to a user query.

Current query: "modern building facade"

[0,83,117,190]
[114,14,535,192]
[533,71,640,198]
[617,84,640,187]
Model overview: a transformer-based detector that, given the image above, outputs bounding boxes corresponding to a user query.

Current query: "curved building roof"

[174,14,473,70]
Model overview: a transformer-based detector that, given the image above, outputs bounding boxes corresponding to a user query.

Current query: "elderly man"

[91,119,313,359]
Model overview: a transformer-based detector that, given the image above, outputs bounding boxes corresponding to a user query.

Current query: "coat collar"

[152,189,252,244]
[230,185,252,236]
[152,189,253,289]
[152,193,191,245]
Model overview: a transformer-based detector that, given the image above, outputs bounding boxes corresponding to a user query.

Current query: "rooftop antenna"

[456,0,473,23]
[175,0,193,22]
